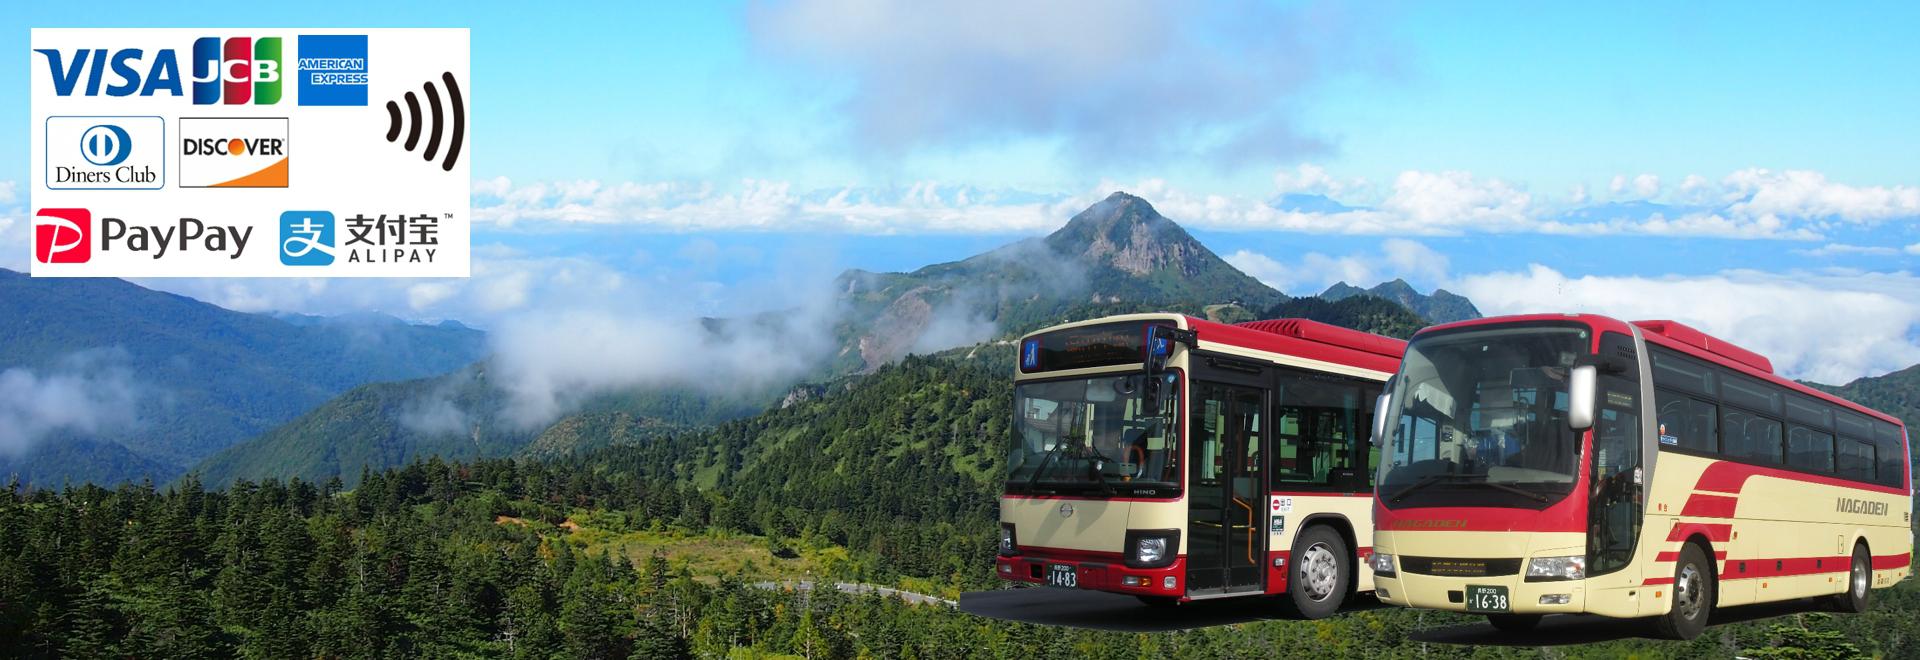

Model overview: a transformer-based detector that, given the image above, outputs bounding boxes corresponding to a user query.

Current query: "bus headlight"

[1370,552,1396,576]
[1525,555,1585,582]
[1124,529,1180,568]
[999,524,1017,556]
[1136,537,1167,564]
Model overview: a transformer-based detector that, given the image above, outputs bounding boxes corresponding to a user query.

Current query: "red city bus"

[996,313,1405,618]
[1369,314,1913,639]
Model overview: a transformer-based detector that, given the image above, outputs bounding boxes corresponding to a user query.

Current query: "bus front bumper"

[995,553,1187,598]
[1373,572,1587,616]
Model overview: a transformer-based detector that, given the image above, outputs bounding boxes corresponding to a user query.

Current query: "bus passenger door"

[1188,379,1267,596]
[1588,370,1645,579]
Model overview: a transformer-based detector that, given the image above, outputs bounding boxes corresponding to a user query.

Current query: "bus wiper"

[1387,472,1474,502]
[1025,435,1077,491]
[1475,480,1550,503]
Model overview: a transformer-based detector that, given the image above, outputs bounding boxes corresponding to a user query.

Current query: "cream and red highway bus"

[1369,314,1913,639]
[995,313,1405,618]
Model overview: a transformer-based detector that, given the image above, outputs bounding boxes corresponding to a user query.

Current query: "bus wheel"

[1486,614,1542,632]
[1834,543,1871,613]
[1652,543,1715,640]
[1284,525,1349,620]
[1135,595,1178,608]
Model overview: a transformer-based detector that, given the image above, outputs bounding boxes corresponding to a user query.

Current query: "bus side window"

[1271,371,1367,489]
[1837,437,1875,482]
[1654,388,1717,453]
[1787,425,1835,473]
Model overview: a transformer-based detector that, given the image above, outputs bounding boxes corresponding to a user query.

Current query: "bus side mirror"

[1372,392,1392,446]
[1568,364,1597,431]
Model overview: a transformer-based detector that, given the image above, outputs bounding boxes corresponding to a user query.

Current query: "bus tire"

[1834,542,1871,614]
[1284,525,1349,620]
[1486,614,1542,632]
[1652,542,1715,640]
[1135,595,1178,608]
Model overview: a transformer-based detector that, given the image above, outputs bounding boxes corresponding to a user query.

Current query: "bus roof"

[1415,313,1903,428]
[1187,316,1406,374]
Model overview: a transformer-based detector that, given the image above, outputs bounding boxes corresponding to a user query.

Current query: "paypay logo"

[33,209,92,264]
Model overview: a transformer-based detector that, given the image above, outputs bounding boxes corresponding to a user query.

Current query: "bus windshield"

[1007,373,1179,496]
[1378,325,1590,508]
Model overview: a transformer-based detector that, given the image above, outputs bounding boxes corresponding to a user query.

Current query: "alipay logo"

[279,211,335,266]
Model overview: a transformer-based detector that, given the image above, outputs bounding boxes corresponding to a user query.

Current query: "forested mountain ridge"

[191,363,766,488]
[1321,278,1482,324]
[0,269,488,486]
[1263,295,1431,340]
[198,193,1302,486]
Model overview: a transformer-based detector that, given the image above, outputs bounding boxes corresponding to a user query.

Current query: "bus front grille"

[1399,556,1523,577]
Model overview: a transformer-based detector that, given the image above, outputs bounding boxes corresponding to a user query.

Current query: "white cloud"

[1273,164,1361,197]
[1377,170,1532,230]
[1225,238,1448,295]
[473,177,1086,234]
[1795,243,1901,257]
[0,349,142,454]
[1453,265,1920,384]
[1606,174,1659,199]
[1724,169,1920,223]
[0,180,15,204]
[745,0,1392,165]
[1907,243,1920,256]
[455,166,1919,241]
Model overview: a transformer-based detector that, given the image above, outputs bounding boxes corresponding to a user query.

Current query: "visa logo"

[34,37,282,104]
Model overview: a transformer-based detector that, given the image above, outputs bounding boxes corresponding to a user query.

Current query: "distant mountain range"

[0,269,488,486]
[7,194,1532,489]
[1320,278,1481,324]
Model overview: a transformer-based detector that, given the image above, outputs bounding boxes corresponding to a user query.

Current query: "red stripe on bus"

[1680,494,1739,518]
[1648,554,1906,585]
[1654,550,1727,562]
[1692,460,1907,497]
[1009,545,1131,562]
[1001,494,1177,503]
[1666,523,1732,543]
[1721,556,1846,580]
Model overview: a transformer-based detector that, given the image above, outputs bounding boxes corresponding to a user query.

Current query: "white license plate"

[1046,564,1078,588]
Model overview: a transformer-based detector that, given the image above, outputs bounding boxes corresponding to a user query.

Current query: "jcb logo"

[192,37,282,105]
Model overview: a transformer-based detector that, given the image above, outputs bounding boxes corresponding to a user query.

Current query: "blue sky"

[7,1,1920,383]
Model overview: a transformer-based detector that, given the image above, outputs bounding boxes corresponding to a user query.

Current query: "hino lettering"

[101,218,253,259]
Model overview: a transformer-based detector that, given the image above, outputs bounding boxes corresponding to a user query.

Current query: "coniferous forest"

[2,352,1915,658]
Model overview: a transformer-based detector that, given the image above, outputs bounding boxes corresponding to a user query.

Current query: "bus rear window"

[1874,422,1905,487]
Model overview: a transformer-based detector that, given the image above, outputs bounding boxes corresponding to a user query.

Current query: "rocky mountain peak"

[1044,191,1202,276]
